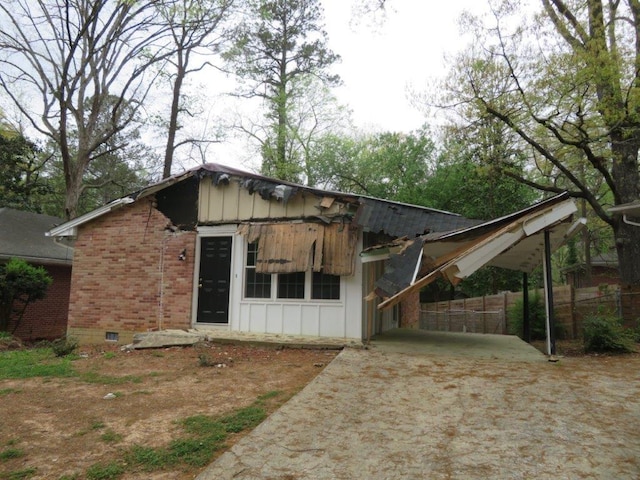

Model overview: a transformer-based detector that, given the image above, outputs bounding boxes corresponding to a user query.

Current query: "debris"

[103,393,117,400]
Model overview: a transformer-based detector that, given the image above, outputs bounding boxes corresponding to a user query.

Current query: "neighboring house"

[47,164,480,345]
[0,208,73,341]
[562,252,620,288]
[48,164,581,346]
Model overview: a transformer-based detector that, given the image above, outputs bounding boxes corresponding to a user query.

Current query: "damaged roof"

[375,193,585,309]
[354,197,481,238]
[48,163,479,239]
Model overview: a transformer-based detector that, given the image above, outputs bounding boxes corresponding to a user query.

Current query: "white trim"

[46,197,134,237]
[197,225,238,235]
[192,225,239,327]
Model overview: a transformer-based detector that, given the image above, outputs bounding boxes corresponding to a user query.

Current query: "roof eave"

[47,197,135,238]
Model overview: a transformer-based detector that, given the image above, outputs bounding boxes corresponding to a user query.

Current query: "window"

[278,272,306,299]
[244,242,340,301]
[244,242,271,298]
[312,272,341,300]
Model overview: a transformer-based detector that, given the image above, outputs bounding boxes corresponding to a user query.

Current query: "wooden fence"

[420,284,621,339]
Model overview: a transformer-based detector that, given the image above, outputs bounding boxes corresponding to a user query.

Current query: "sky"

[322,0,486,132]
[194,0,490,171]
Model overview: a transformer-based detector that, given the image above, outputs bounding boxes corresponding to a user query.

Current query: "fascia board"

[46,197,134,237]
[522,200,577,236]
[442,230,524,282]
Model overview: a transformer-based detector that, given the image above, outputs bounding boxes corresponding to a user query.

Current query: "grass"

[0,388,20,395]
[0,349,75,379]
[0,467,37,479]
[85,462,124,480]
[89,392,281,477]
[0,448,24,461]
[0,348,143,385]
[78,371,142,385]
[99,430,123,444]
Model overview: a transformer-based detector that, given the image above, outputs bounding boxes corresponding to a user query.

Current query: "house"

[0,208,73,341]
[47,163,481,345]
[562,252,620,288]
[48,164,581,346]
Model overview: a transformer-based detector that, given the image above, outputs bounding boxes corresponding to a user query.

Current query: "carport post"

[522,273,530,343]
[543,230,557,357]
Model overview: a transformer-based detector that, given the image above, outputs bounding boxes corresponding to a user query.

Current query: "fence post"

[570,284,577,340]
[503,292,508,334]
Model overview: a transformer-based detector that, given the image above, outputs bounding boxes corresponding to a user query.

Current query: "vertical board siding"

[199,179,324,223]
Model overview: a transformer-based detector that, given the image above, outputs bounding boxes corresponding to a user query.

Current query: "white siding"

[229,235,363,340]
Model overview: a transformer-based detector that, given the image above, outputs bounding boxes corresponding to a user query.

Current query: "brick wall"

[400,290,420,329]
[67,198,196,345]
[9,264,71,341]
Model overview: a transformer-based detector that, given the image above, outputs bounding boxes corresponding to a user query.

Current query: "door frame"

[192,225,239,327]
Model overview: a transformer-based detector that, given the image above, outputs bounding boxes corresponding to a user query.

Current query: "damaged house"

[48,164,581,346]
[47,164,480,344]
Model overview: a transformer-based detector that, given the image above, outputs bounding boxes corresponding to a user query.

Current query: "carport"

[371,193,586,356]
[370,328,545,361]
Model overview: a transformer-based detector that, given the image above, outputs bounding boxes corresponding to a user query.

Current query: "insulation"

[238,222,358,276]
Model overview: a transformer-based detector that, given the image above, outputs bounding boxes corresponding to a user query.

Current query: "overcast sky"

[322,0,487,132]
[177,0,492,172]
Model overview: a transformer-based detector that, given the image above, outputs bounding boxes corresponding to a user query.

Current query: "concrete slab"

[125,328,362,350]
[369,328,545,362]
[197,333,640,480]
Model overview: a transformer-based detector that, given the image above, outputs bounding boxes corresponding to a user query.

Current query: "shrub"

[51,337,78,357]
[508,292,549,340]
[583,313,636,353]
[0,258,52,333]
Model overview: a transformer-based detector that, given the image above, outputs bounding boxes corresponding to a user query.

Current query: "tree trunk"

[611,134,640,284]
[163,49,185,179]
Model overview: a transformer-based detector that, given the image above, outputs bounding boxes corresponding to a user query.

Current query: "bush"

[51,336,78,357]
[508,292,548,340]
[583,314,636,353]
[0,258,52,333]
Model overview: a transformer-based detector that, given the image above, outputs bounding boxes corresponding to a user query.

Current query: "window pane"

[245,242,271,298]
[312,272,340,300]
[245,269,271,298]
[247,242,258,267]
[278,272,305,299]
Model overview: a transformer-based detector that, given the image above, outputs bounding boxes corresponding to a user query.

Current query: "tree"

[0,131,52,212]
[0,258,52,334]
[157,0,235,179]
[0,0,172,219]
[422,126,539,296]
[309,128,435,206]
[437,0,640,285]
[225,0,340,182]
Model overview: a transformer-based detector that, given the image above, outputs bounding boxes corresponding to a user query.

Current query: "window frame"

[243,241,341,302]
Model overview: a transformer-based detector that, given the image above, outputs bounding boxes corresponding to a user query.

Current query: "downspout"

[158,234,171,331]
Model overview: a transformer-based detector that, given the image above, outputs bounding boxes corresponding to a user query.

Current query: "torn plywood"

[321,223,359,276]
[238,222,358,276]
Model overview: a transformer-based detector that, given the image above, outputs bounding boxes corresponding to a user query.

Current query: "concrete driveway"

[197,329,640,479]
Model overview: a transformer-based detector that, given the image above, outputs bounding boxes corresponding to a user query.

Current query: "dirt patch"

[0,342,338,479]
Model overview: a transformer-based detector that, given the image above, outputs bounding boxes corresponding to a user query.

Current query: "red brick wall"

[9,264,71,341]
[400,290,420,329]
[67,198,196,344]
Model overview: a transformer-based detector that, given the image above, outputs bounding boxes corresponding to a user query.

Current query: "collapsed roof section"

[374,193,586,310]
[48,163,477,241]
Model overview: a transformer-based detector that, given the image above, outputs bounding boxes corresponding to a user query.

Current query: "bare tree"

[157,0,236,179]
[0,0,173,219]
